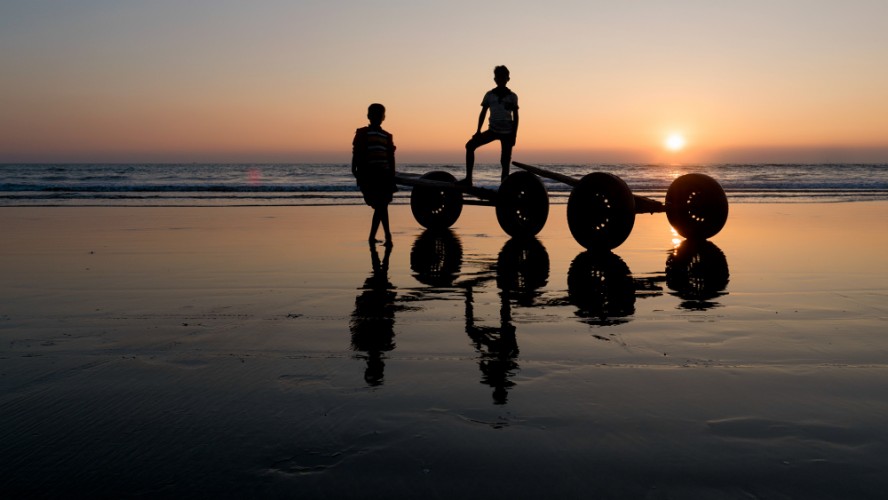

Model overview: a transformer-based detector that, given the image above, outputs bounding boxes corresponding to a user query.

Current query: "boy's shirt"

[481,87,519,134]
[352,126,395,178]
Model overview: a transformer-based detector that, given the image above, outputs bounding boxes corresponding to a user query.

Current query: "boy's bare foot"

[455,178,472,186]
[383,239,393,248]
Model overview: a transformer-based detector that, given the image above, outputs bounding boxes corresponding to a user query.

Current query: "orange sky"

[2,2,887,164]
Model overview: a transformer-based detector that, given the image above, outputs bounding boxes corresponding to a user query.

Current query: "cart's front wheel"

[410,171,463,229]
[666,173,728,240]
[495,171,549,238]
[567,172,636,250]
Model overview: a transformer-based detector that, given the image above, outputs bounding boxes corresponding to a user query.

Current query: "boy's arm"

[351,130,362,177]
[512,109,519,141]
[389,135,396,172]
[351,149,358,177]
[475,105,488,135]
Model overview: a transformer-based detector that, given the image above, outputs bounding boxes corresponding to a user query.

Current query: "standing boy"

[352,103,396,246]
[462,65,519,185]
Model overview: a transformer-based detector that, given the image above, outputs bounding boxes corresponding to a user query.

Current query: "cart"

[512,161,728,250]
[394,169,549,239]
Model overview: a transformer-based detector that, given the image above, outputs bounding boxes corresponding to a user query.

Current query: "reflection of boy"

[352,103,396,246]
[463,65,519,185]
[349,243,395,386]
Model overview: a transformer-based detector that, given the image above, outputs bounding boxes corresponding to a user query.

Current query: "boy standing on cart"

[461,65,519,186]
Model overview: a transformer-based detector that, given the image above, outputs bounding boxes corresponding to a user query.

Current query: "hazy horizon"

[3,145,887,165]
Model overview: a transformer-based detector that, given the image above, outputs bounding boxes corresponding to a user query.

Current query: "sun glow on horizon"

[665,133,687,152]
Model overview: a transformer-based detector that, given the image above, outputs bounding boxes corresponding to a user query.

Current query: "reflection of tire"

[410,229,463,287]
[410,171,463,229]
[666,240,729,302]
[568,251,635,324]
[666,173,728,239]
[567,173,636,250]
[496,171,549,238]
[496,238,549,305]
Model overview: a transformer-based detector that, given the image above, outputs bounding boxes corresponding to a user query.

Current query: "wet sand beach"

[2,202,887,498]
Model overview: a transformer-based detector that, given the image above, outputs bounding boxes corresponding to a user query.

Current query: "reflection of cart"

[394,170,549,239]
[512,162,728,250]
[409,230,550,405]
[568,240,731,325]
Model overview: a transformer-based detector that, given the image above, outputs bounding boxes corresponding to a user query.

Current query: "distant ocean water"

[1,163,886,207]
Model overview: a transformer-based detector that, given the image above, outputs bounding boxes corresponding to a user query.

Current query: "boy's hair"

[367,103,385,120]
[494,65,510,78]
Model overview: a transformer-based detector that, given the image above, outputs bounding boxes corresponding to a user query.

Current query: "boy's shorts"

[466,130,515,149]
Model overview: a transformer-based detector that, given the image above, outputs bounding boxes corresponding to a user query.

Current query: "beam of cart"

[512,161,728,250]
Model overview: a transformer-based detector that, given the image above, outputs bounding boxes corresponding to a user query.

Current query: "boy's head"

[493,65,510,86]
[367,103,385,125]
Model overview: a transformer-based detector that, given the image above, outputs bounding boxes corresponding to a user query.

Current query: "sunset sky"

[2,1,887,164]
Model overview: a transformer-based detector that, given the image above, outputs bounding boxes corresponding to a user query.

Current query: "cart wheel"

[567,173,636,250]
[410,171,463,229]
[495,171,549,238]
[666,173,728,240]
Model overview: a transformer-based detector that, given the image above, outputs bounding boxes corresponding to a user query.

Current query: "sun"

[665,133,686,152]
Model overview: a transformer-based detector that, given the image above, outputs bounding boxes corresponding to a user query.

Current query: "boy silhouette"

[462,65,519,185]
[352,103,396,246]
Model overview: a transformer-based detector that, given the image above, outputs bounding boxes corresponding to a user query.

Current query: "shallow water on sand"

[1,204,887,498]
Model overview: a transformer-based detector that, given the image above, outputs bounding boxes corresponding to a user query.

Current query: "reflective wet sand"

[2,203,887,498]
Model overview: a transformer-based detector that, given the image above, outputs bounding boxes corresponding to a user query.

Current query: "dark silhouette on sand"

[352,103,396,246]
[410,230,550,404]
[409,229,463,287]
[463,238,549,404]
[462,65,519,185]
[566,241,730,327]
[349,243,396,386]
[463,285,518,405]
[665,240,730,310]
[568,251,637,326]
[406,229,730,398]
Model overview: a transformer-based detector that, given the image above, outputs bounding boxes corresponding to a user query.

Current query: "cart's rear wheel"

[567,173,636,250]
[666,173,728,240]
[410,171,463,229]
[495,171,549,238]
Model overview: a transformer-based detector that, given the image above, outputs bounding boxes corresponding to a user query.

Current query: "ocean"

[1,163,886,207]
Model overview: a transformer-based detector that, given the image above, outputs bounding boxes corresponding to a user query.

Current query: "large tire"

[567,173,636,250]
[410,171,463,229]
[666,173,728,240]
[495,171,549,238]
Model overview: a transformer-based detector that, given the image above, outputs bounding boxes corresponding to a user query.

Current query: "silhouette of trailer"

[395,162,728,250]
[512,161,728,250]
[394,170,549,239]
